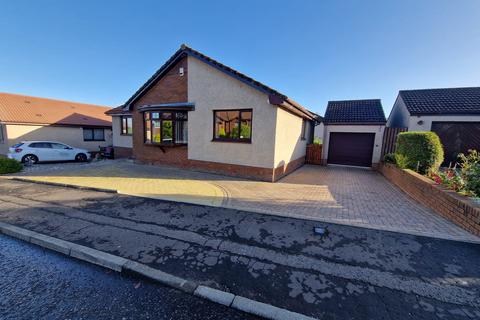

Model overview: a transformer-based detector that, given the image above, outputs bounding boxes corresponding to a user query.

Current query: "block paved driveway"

[8,159,479,242]
[0,179,479,320]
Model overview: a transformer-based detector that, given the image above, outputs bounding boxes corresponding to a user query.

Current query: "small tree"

[395,132,444,174]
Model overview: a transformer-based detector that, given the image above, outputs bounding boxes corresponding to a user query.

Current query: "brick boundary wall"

[379,163,480,237]
[113,146,133,159]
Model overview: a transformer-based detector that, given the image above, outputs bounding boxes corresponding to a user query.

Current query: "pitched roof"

[0,92,112,127]
[121,44,315,120]
[399,87,480,115]
[324,99,386,124]
[105,105,130,116]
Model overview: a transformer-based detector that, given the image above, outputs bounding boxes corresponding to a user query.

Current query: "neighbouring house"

[387,87,480,165]
[0,92,112,156]
[321,99,386,168]
[105,44,316,182]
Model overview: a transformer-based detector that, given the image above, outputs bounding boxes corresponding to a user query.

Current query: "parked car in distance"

[8,141,90,164]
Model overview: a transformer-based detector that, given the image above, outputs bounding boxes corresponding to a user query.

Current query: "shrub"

[0,157,23,174]
[383,153,396,164]
[458,150,480,197]
[313,137,322,145]
[395,132,444,174]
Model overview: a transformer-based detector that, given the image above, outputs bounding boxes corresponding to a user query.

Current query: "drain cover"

[314,226,328,236]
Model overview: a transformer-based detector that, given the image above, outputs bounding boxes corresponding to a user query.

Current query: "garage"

[327,132,375,167]
[431,122,480,166]
[321,99,387,168]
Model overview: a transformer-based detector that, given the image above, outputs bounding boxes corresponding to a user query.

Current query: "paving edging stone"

[9,177,117,194]
[0,221,318,320]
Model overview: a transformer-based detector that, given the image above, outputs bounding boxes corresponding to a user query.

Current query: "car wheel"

[75,153,87,162]
[21,154,39,164]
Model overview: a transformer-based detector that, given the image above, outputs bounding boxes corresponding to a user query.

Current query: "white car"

[8,141,90,164]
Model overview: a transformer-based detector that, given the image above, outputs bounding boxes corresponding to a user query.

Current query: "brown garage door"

[327,132,375,167]
[431,122,480,166]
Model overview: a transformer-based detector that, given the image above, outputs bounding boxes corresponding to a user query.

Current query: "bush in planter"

[458,149,480,197]
[313,137,322,145]
[0,157,23,174]
[395,132,444,174]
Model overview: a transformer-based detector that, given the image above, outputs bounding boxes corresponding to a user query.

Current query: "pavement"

[8,159,479,242]
[0,234,258,320]
[0,179,479,320]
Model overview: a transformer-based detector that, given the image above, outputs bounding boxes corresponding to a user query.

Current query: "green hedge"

[0,157,23,174]
[395,132,444,174]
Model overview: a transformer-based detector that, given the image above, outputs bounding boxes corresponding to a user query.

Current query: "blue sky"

[1,0,479,116]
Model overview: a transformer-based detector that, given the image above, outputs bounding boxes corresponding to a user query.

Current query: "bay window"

[213,109,252,142]
[144,111,188,145]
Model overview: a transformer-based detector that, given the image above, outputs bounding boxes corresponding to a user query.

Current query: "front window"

[121,116,133,135]
[144,111,188,145]
[0,124,4,143]
[213,109,252,142]
[83,128,105,141]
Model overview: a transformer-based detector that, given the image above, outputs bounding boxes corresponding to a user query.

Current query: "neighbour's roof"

[399,87,480,115]
[120,44,316,120]
[324,99,386,124]
[0,92,112,127]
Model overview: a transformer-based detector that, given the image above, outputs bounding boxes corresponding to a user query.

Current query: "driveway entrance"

[6,160,479,242]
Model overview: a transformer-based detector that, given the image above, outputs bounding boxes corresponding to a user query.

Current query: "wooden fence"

[381,127,408,158]
[306,144,323,165]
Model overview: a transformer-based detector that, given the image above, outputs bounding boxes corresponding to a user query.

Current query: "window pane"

[121,117,126,135]
[83,128,93,141]
[127,117,133,134]
[162,120,173,143]
[161,112,172,120]
[94,129,105,140]
[215,111,239,139]
[144,112,150,120]
[151,112,160,119]
[240,111,252,139]
[145,119,151,142]
[175,112,187,120]
[175,120,188,143]
[51,143,67,149]
[152,120,161,143]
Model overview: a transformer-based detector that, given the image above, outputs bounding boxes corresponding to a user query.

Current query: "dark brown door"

[327,132,375,167]
[431,122,480,166]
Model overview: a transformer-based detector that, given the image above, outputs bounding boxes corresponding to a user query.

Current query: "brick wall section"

[379,163,480,236]
[131,57,188,165]
[273,157,305,181]
[113,146,133,159]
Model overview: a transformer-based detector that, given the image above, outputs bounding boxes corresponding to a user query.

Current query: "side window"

[121,116,133,135]
[83,128,105,141]
[301,120,306,140]
[51,143,68,149]
[29,142,52,148]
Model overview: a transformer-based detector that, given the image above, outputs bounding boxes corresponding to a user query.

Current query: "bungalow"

[106,45,316,182]
[387,87,480,165]
[0,92,112,156]
[321,99,386,168]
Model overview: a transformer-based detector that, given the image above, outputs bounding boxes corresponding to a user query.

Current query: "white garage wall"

[408,115,480,131]
[322,125,385,166]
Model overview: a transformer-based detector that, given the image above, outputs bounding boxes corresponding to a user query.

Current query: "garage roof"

[399,87,480,115]
[324,99,386,125]
[0,92,112,127]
